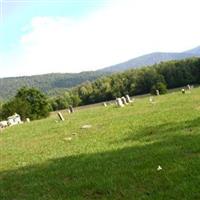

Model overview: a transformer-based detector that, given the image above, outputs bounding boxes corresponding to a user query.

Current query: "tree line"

[72,57,200,106]
[0,57,200,120]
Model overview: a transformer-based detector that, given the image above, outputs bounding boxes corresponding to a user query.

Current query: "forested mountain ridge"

[1,46,200,101]
[99,46,200,72]
[0,71,110,101]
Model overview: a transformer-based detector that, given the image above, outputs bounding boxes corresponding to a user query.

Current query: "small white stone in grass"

[81,125,92,129]
[157,165,162,171]
[64,137,72,141]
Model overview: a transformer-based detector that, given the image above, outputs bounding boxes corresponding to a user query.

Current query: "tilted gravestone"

[103,102,107,107]
[68,105,74,113]
[125,94,133,103]
[57,112,65,121]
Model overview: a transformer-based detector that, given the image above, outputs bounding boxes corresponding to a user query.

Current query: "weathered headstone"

[187,84,191,90]
[68,105,74,113]
[121,97,128,105]
[57,112,65,121]
[103,102,107,107]
[81,125,92,129]
[149,96,153,103]
[0,121,8,128]
[181,89,185,94]
[125,94,133,103]
[26,118,30,123]
[116,98,124,107]
[156,90,160,96]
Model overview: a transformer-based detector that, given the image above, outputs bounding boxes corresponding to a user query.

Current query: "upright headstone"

[187,84,191,90]
[181,89,185,94]
[26,118,30,123]
[125,95,133,103]
[121,97,128,105]
[68,105,74,113]
[156,90,160,96]
[116,98,124,107]
[57,112,65,121]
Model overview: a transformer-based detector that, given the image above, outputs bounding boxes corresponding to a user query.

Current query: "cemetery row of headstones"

[182,84,193,94]
[116,95,133,107]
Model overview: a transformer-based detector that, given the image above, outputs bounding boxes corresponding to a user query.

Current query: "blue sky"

[1,0,200,77]
[1,0,108,51]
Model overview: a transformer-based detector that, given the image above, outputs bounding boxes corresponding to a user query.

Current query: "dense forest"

[0,71,109,101]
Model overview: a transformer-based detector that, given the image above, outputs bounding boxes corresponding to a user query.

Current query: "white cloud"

[2,0,200,77]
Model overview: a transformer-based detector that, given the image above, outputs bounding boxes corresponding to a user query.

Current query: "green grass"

[1,88,200,199]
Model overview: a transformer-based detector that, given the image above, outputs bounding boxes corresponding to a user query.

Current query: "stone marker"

[181,89,185,94]
[26,118,30,123]
[81,125,92,129]
[187,84,191,90]
[57,112,65,121]
[64,137,72,141]
[156,90,160,96]
[116,98,124,107]
[149,97,154,103]
[68,105,74,113]
[103,102,107,107]
[121,96,128,105]
[125,94,133,103]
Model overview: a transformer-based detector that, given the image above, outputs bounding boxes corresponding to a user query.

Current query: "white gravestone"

[103,102,107,107]
[121,97,128,105]
[156,90,160,96]
[125,95,133,103]
[116,98,124,107]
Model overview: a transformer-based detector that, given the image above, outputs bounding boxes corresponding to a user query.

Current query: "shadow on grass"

[1,118,200,200]
[121,117,200,144]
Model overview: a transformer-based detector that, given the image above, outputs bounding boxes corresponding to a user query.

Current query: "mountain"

[0,71,110,101]
[99,46,200,72]
[1,46,200,101]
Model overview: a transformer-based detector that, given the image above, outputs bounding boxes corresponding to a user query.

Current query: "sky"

[1,0,200,78]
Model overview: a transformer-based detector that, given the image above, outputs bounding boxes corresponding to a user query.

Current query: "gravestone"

[26,118,30,123]
[181,89,185,94]
[125,94,133,103]
[121,97,128,105]
[57,112,65,121]
[149,97,153,103]
[187,84,191,90]
[103,102,107,107]
[116,98,124,107]
[156,90,160,96]
[68,105,74,113]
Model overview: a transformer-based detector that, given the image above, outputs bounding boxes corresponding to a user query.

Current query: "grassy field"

[1,88,200,200]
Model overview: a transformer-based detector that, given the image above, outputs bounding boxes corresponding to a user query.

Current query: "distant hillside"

[0,71,109,101]
[100,46,200,72]
[1,46,200,101]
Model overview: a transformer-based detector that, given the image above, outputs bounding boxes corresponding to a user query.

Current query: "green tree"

[151,82,167,95]
[0,87,50,120]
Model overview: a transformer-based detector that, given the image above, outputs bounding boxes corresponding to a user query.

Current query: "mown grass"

[1,88,200,199]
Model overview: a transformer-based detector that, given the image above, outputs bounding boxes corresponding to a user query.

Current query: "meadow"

[0,88,200,200]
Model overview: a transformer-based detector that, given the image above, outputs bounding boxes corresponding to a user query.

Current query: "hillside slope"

[0,71,109,101]
[100,46,200,72]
